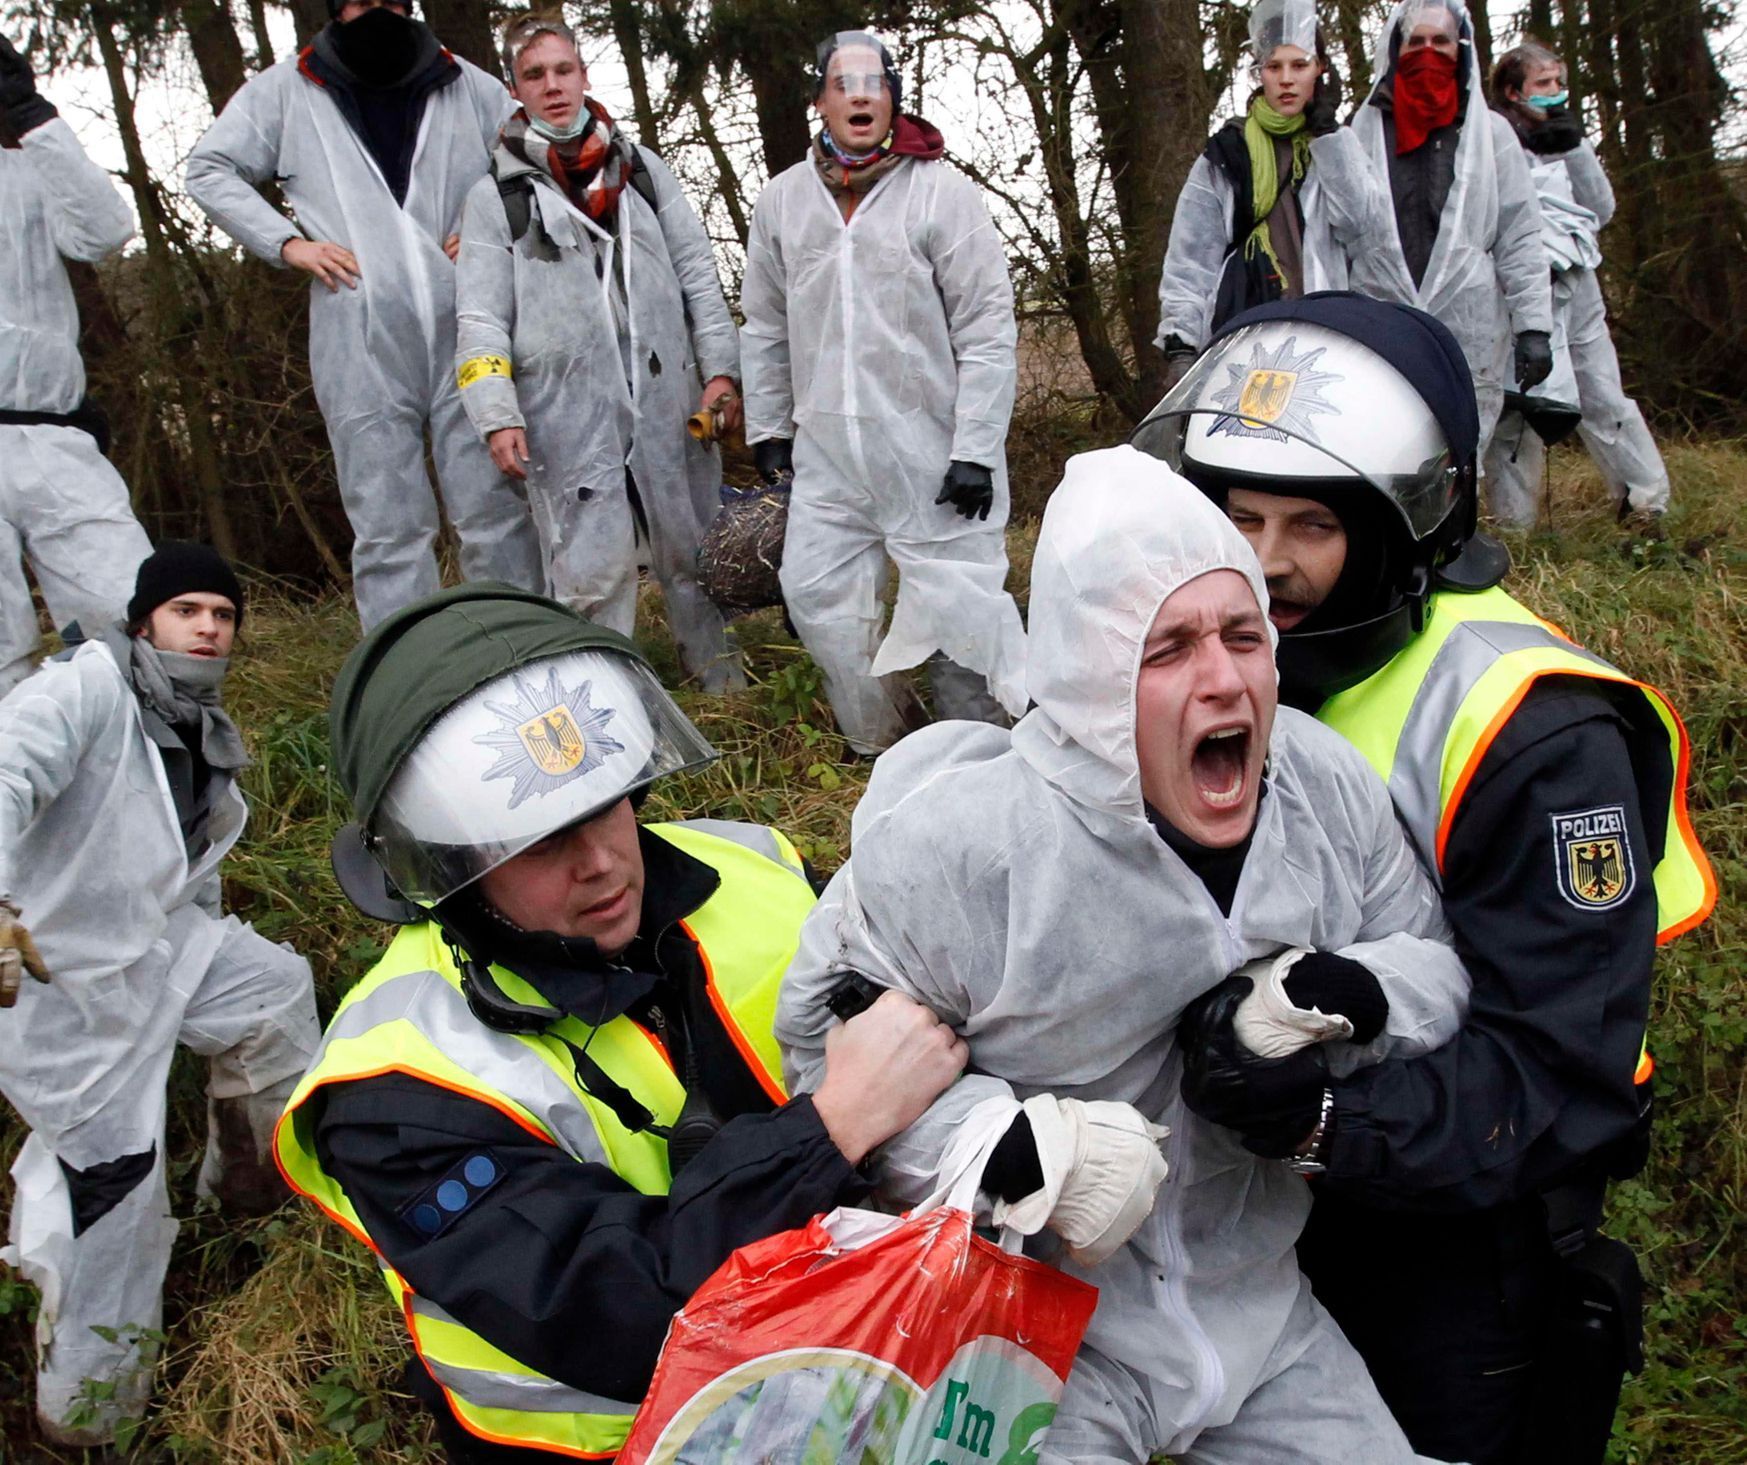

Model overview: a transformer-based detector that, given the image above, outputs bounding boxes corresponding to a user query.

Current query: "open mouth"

[1268,598,1310,630]
[848,110,875,129]
[1191,727,1251,810]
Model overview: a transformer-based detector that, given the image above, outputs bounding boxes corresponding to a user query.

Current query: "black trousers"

[1299,1188,1615,1465]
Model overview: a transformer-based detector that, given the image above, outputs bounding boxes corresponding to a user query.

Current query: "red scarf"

[1393,48,1460,154]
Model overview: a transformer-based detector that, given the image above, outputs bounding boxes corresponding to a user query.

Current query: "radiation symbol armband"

[1552,805,1637,912]
[457,354,513,391]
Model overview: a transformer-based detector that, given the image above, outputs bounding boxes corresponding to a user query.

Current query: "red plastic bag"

[619,1200,1097,1464]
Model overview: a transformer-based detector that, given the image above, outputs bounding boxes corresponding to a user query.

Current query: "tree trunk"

[90,4,238,559]
[423,0,498,73]
[288,0,327,46]
[245,0,275,69]
[181,0,249,114]
[1332,0,1373,103]
[608,0,663,149]
[1470,0,1493,83]
[1526,0,1554,38]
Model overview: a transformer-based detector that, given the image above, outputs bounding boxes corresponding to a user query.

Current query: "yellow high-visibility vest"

[275,820,814,1458]
[1318,586,1715,1086]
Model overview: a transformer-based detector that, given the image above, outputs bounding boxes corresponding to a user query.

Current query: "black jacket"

[1323,681,1664,1211]
[311,829,866,1434]
[1370,79,1462,289]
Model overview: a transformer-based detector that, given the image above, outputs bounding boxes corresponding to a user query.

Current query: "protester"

[0,32,151,695]
[0,543,319,1446]
[185,0,542,630]
[280,584,966,1460]
[1486,41,1671,533]
[1157,0,1384,386]
[778,447,1471,1462]
[1140,292,1714,1463]
[455,16,744,692]
[740,29,1027,755]
[1348,0,1552,462]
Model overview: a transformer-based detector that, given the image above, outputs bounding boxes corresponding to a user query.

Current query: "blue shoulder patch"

[397,1149,505,1240]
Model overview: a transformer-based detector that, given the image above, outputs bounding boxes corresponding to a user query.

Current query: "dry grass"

[0,431,1742,1462]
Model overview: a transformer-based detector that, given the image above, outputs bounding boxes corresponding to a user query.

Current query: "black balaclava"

[332,4,423,88]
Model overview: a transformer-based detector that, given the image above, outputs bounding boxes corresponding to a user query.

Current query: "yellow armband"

[457,355,512,390]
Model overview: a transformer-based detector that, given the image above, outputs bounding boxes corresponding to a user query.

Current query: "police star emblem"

[473,665,626,809]
[1552,805,1636,911]
[1207,336,1342,444]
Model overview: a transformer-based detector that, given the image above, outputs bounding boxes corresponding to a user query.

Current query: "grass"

[0,432,1742,1462]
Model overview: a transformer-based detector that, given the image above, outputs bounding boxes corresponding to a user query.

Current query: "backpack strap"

[498,172,536,243]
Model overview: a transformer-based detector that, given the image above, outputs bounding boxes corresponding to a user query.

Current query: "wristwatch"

[1287,1087,1335,1175]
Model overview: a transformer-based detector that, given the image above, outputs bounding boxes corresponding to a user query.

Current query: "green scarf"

[1243,97,1312,276]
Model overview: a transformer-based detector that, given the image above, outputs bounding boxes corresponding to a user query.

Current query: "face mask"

[530,112,588,143]
[1528,89,1569,109]
[334,5,420,86]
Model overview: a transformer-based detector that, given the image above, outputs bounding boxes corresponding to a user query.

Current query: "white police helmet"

[370,648,714,905]
[1135,317,1464,547]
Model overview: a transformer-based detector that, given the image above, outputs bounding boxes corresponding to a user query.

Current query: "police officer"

[277,584,966,1461]
[1134,292,1714,1464]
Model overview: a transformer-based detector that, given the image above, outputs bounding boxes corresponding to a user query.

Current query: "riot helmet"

[1132,292,1498,704]
[329,584,715,913]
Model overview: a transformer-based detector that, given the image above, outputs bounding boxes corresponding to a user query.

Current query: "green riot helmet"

[329,584,715,911]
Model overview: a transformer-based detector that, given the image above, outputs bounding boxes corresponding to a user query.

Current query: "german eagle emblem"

[1207,336,1342,444]
[1552,806,1635,910]
[473,665,625,808]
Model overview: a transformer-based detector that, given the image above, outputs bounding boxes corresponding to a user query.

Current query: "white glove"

[991,1095,1169,1266]
[1231,947,1353,1058]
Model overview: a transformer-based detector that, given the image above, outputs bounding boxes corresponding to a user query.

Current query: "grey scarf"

[125,634,249,772]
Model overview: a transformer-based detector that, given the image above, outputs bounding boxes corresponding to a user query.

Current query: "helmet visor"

[1131,334,1462,543]
[369,650,715,905]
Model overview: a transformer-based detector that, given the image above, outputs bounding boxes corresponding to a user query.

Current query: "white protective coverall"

[1484,138,1670,525]
[184,54,543,629]
[777,447,1468,1463]
[1349,0,1552,460]
[0,640,319,1441]
[455,142,744,691]
[1156,128,1385,350]
[741,152,1027,754]
[0,117,151,694]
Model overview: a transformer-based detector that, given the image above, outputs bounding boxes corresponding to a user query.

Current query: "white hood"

[1367,0,1481,122]
[1011,445,1274,823]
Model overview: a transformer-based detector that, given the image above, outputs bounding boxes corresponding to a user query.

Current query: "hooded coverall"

[741,148,1027,755]
[1157,120,1385,350]
[455,141,744,691]
[184,34,543,629]
[0,116,151,694]
[1482,136,1670,525]
[777,447,1468,1462]
[0,637,317,1443]
[1348,0,1552,462]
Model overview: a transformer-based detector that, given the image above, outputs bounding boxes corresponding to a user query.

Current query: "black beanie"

[127,542,245,630]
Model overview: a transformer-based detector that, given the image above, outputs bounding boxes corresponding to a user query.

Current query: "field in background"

[0,436,1742,1463]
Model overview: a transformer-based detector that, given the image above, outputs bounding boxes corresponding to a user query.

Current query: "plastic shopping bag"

[618,1194,1098,1465]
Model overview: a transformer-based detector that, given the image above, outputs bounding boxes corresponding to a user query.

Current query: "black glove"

[1304,63,1344,137]
[1281,952,1388,1043]
[1524,103,1583,156]
[752,436,793,485]
[1162,334,1199,392]
[1180,975,1329,1159]
[0,35,56,135]
[935,460,994,521]
[1514,329,1554,390]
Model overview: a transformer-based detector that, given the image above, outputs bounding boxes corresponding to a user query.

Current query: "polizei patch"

[1552,805,1636,911]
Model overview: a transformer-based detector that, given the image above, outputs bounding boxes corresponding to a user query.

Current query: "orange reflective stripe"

[686,916,788,1106]
[1652,696,1718,946]
[1634,1045,1654,1086]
